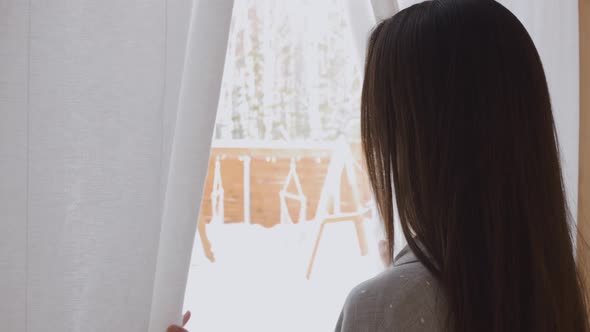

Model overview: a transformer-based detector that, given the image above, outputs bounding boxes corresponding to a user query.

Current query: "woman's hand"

[167,311,191,332]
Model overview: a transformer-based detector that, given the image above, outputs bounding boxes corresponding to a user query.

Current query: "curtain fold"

[0,0,234,331]
[345,0,399,66]
[148,1,234,331]
[0,2,28,329]
[370,0,400,22]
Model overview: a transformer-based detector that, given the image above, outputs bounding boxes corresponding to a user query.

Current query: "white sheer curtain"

[345,0,580,256]
[346,0,399,65]
[0,0,233,331]
[345,0,406,256]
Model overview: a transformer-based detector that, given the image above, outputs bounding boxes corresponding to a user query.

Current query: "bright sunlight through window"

[184,1,385,330]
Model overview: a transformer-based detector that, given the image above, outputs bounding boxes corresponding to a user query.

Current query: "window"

[184,1,385,330]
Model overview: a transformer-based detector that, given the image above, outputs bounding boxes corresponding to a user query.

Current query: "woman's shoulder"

[335,249,446,331]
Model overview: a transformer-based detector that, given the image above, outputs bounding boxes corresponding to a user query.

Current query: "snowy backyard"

[183,221,384,331]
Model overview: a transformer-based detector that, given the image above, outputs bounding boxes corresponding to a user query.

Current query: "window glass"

[184,1,384,330]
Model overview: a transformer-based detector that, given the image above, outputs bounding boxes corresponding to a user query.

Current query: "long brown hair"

[361,0,588,331]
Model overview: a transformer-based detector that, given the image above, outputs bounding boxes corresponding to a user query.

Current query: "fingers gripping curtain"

[0,0,234,331]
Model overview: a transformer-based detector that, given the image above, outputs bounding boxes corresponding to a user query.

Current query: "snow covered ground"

[183,220,385,331]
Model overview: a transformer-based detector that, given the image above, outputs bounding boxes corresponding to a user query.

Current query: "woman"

[171,0,589,331]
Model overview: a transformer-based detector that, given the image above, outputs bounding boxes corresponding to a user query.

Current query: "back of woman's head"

[361,0,588,331]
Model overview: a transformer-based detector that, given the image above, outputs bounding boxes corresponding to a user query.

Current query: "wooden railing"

[198,142,371,228]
